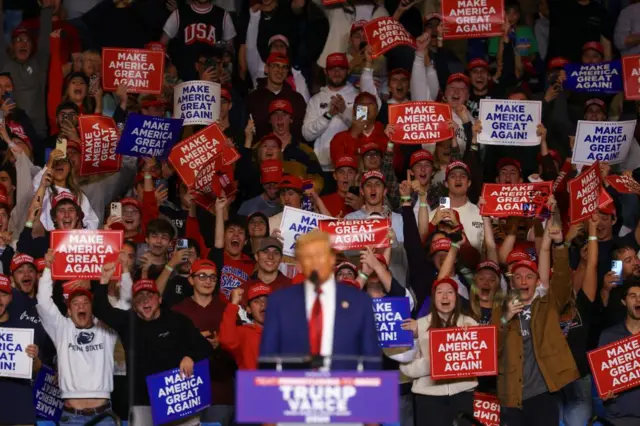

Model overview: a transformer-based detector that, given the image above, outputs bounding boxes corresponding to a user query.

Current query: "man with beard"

[303,52,378,189]
[598,280,640,425]
[0,1,55,139]
[156,239,200,308]
[321,156,361,218]
[238,159,283,216]
[10,253,38,299]
[210,198,255,300]
[137,219,175,281]
[220,283,270,369]
[0,273,50,425]
[240,237,291,306]
[247,53,307,140]
[173,259,237,425]
[37,251,119,425]
[466,59,503,120]
[602,245,640,328]
[93,264,213,426]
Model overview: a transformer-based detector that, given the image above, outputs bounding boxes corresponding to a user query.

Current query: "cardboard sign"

[173,80,221,126]
[319,218,390,251]
[478,99,541,146]
[571,120,636,165]
[102,48,165,94]
[146,359,211,425]
[78,115,122,176]
[388,102,453,144]
[0,327,34,379]
[280,207,333,257]
[50,230,123,280]
[168,123,225,188]
[372,297,413,348]
[363,17,416,58]
[474,392,500,426]
[568,161,601,225]
[588,333,640,397]
[441,0,504,40]
[564,60,623,94]
[116,113,182,159]
[622,55,640,100]
[480,182,552,218]
[606,175,640,195]
[236,371,399,423]
[429,326,498,380]
[33,365,63,422]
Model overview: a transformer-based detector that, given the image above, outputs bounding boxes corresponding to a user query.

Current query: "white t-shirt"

[429,200,484,251]
[162,4,237,41]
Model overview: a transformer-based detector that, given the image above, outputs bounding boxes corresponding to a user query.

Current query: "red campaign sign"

[168,123,225,188]
[318,218,391,251]
[364,17,416,59]
[622,55,640,101]
[322,0,345,4]
[480,182,552,218]
[568,161,602,225]
[606,175,640,195]
[473,392,500,426]
[222,145,241,166]
[102,48,165,94]
[441,0,504,40]
[388,102,453,144]
[50,230,123,280]
[429,325,498,380]
[191,191,215,212]
[587,333,640,398]
[599,187,613,210]
[78,115,122,177]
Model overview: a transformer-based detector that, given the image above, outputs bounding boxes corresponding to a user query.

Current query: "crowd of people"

[1,0,640,425]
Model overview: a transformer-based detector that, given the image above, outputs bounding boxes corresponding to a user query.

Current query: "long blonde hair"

[50,163,84,205]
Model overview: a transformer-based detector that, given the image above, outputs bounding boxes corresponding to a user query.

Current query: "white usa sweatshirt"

[36,268,117,399]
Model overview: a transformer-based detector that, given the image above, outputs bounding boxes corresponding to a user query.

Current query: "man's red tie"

[309,288,323,356]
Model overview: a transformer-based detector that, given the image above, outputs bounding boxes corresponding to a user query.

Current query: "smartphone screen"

[356,105,368,121]
[110,202,122,218]
[348,186,360,196]
[176,239,189,250]
[611,260,623,284]
[56,137,67,158]
[439,197,450,209]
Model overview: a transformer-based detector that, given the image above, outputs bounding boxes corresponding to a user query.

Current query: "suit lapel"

[290,284,310,353]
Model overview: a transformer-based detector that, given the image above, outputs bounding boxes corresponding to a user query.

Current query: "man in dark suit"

[259,230,380,370]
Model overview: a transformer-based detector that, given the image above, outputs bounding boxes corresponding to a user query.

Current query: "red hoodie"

[218,303,262,370]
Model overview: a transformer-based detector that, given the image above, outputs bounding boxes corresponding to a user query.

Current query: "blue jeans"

[559,375,592,426]
[59,409,117,425]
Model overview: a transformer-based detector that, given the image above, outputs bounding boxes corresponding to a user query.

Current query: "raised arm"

[92,262,129,335]
[35,252,66,338]
[582,215,599,302]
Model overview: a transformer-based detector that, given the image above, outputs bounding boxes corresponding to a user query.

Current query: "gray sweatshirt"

[0,7,53,139]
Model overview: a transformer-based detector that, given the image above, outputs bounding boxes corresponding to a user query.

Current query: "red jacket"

[330,121,387,166]
[218,303,262,370]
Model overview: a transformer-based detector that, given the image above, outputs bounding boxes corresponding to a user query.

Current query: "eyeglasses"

[60,112,78,121]
[269,63,289,71]
[192,273,217,282]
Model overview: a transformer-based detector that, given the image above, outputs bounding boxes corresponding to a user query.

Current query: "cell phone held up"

[356,105,368,121]
[348,186,360,197]
[439,197,450,209]
[611,260,623,285]
[176,238,189,250]
[110,202,122,218]
[56,137,67,158]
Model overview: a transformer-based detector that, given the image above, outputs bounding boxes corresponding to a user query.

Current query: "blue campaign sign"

[564,60,622,94]
[146,359,211,424]
[372,297,413,348]
[32,365,63,422]
[236,370,399,424]
[116,113,183,159]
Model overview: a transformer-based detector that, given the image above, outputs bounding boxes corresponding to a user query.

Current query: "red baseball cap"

[132,279,159,297]
[359,142,382,156]
[354,91,377,105]
[430,238,451,255]
[336,261,358,275]
[477,260,500,275]
[256,133,283,149]
[145,41,165,52]
[35,258,46,272]
[410,150,434,168]
[266,52,289,66]
[10,253,36,273]
[268,34,290,47]
[445,161,470,179]
[496,157,522,173]
[190,259,217,275]
[260,159,284,184]
[248,282,271,302]
[326,53,349,69]
[447,73,470,87]
[432,276,459,293]
[350,20,367,34]
[585,98,606,112]
[389,68,410,79]
[139,94,168,109]
[121,197,142,212]
[11,26,31,40]
[361,170,385,187]
[52,192,78,209]
[467,58,489,71]
[547,57,569,71]
[221,87,232,102]
[64,281,93,304]
[506,249,531,265]
[0,274,11,293]
[269,99,293,115]
[582,41,604,56]
[510,259,539,275]
[335,156,358,170]
[278,174,303,192]
[341,278,361,289]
